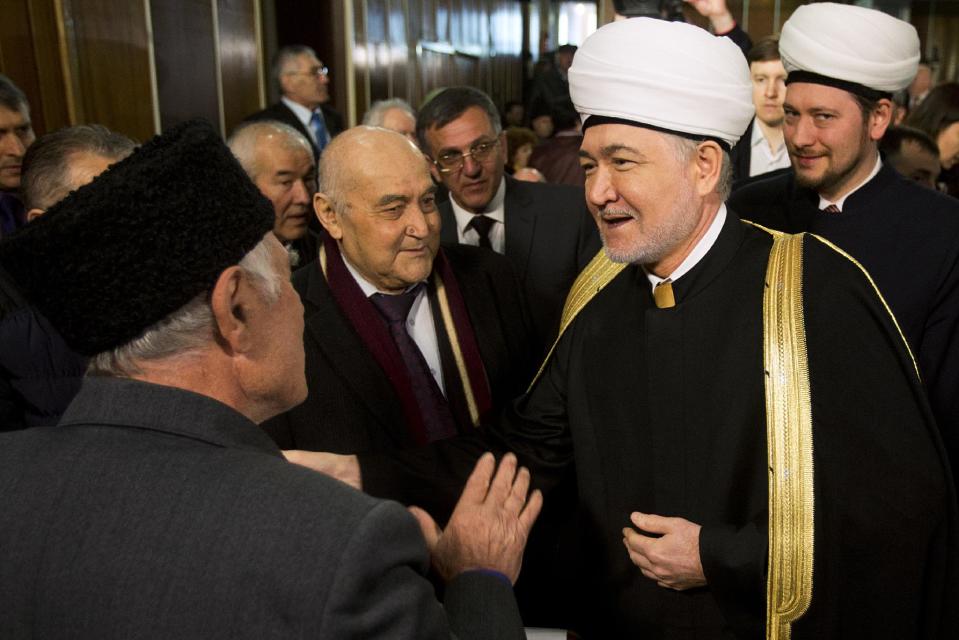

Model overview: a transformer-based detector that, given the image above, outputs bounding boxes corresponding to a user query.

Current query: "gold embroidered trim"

[433,272,481,427]
[764,233,815,640]
[806,233,920,380]
[527,249,627,391]
[321,244,481,427]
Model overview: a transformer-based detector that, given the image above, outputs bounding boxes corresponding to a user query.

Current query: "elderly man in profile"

[363,98,418,143]
[293,18,959,638]
[0,124,135,430]
[244,45,344,159]
[0,119,540,639]
[228,120,316,267]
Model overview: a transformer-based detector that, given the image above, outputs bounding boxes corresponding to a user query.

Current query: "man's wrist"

[711,13,737,35]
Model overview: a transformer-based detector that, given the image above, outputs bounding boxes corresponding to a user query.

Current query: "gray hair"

[271,45,318,92]
[21,125,137,211]
[87,236,283,377]
[671,136,733,201]
[0,74,28,113]
[363,98,416,127]
[227,120,313,181]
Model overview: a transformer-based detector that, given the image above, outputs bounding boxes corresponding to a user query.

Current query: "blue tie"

[309,111,328,152]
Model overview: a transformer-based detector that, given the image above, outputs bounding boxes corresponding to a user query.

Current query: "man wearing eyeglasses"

[419,87,600,351]
[243,45,344,160]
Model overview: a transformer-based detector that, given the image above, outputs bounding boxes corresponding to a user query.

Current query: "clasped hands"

[623,512,706,591]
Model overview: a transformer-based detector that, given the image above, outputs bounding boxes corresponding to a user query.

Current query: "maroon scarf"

[321,234,492,444]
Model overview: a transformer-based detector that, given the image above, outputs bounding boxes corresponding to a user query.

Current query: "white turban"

[780,3,919,94]
[568,18,753,148]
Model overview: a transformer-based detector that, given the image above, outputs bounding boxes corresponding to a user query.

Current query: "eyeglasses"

[287,66,329,78]
[432,138,500,173]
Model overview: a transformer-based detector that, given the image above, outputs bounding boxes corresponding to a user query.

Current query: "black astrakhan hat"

[0,118,274,356]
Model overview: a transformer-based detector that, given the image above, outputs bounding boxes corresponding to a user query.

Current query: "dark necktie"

[466,214,495,250]
[309,111,328,152]
[370,284,457,442]
[822,204,840,213]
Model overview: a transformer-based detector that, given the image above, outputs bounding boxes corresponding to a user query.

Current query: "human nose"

[406,206,431,238]
[461,152,482,176]
[788,116,815,149]
[586,165,617,210]
[0,133,26,158]
[292,179,311,205]
[765,81,778,99]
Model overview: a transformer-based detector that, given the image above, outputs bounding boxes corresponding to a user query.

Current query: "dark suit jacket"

[729,119,754,184]
[262,243,535,454]
[242,101,345,160]
[440,176,600,350]
[0,377,525,639]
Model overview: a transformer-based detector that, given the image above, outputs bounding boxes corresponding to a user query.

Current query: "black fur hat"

[0,119,274,356]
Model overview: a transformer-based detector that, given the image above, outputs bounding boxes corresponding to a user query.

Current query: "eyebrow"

[375,194,410,207]
[438,136,495,155]
[578,144,647,160]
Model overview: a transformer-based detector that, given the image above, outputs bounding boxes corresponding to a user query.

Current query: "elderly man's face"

[253,140,316,243]
[424,106,506,214]
[281,53,330,110]
[0,105,35,191]
[579,124,702,267]
[381,108,417,143]
[784,82,888,200]
[321,135,441,293]
[750,59,787,128]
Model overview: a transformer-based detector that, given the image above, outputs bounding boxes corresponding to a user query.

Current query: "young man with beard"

[729,2,959,494]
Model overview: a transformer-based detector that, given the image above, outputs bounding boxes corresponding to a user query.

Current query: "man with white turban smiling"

[730,3,959,489]
[291,16,959,638]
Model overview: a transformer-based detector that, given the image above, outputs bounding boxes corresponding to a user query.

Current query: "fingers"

[518,488,544,532]
[485,452,519,504]
[408,506,442,552]
[282,449,306,465]
[458,452,496,506]
[630,511,675,534]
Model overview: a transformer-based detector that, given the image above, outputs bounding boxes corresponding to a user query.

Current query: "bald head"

[315,126,440,294]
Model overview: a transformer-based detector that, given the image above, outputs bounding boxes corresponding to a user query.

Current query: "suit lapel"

[276,102,320,160]
[439,201,458,245]
[503,177,536,284]
[299,266,412,446]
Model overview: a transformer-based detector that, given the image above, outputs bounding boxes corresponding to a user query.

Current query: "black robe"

[360,212,959,638]
[729,165,959,493]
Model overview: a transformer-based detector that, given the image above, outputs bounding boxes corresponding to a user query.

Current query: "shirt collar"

[341,245,426,297]
[449,177,506,234]
[818,154,882,212]
[281,96,318,127]
[644,204,727,292]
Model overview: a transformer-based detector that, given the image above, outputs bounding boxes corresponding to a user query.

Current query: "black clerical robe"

[729,165,959,493]
[361,212,959,638]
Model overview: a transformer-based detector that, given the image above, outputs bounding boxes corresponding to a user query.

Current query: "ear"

[314,191,343,240]
[693,141,724,198]
[209,266,255,354]
[26,208,44,222]
[428,158,443,183]
[868,99,894,142]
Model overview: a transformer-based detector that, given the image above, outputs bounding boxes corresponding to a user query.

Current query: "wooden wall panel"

[150,0,219,132]
[217,0,263,135]
[60,0,156,141]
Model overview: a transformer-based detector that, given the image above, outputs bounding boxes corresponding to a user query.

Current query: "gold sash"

[535,233,816,638]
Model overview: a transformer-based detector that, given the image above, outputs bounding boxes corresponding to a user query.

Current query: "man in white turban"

[289,16,959,638]
[730,3,959,501]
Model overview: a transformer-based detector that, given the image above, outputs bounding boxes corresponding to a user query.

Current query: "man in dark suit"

[242,45,344,160]
[0,119,540,639]
[263,125,534,465]
[418,86,600,350]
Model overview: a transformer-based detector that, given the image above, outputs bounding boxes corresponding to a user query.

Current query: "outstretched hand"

[409,452,543,584]
[623,511,706,591]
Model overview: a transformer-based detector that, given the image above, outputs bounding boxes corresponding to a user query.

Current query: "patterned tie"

[466,214,495,250]
[309,111,329,152]
[370,284,457,442]
[653,279,675,309]
[822,204,840,213]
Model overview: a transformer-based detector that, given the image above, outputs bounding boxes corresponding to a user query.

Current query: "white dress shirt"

[342,254,445,392]
[450,178,507,254]
[818,154,882,212]
[749,118,791,178]
[281,97,329,148]
[644,205,727,293]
